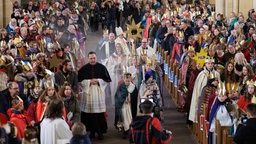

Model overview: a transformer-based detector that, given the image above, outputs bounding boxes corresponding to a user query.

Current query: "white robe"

[106,53,128,105]
[189,68,220,122]
[80,79,106,113]
[136,46,156,57]
[40,118,72,144]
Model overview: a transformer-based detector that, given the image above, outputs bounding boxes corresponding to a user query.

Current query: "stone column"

[233,0,239,15]
[0,0,3,28]
[225,0,233,18]
[215,0,225,15]
[239,0,253,19]
[253,0,256,10]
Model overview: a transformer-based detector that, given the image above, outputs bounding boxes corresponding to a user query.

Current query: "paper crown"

[124,72,132,79]
[35,79,40,87]
[0,40,7,48]
[246,79,256,86]
[103,29,109,34]
[252,96,256,104]
[13,38,22,45]
[29,54,37,61]
[145,57,152,65]
[177,31,184,37]
[21,61,33,72]
[187,46,195,53]
[218,82,226,96]
[215,63,225,69]
[44,78,55,88]
[205,57,215,63]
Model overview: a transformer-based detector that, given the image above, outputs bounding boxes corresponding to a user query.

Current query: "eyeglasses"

[11,87,19,90]
[142,42,147,43]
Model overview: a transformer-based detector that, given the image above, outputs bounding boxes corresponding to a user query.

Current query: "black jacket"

[234,118,256,144]
[0,89,28,119]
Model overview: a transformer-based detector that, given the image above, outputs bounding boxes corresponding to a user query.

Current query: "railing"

[157,46,235,144]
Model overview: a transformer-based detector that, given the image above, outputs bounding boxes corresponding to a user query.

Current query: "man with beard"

[55,59,78,92]
[189,58,220,123]
[78,51,111,140]
[97,32,116,64]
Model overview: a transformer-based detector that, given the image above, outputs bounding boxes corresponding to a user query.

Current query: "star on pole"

[192,48,208,67]
[125,19,143,41]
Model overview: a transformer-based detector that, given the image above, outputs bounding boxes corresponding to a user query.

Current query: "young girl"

[208,84,233,144]
[237,80,256,113]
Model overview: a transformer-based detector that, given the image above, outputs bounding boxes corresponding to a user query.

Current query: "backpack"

[131,117,154,144]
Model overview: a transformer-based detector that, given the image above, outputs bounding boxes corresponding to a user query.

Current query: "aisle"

[83,31,196,144]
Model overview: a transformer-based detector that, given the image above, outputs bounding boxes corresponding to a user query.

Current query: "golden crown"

[246,79,256,86]
[21,61,33,72]
[44,78,54,88]
[218,82,226,96]
[187,46,195,53]
[178,31,184,37]
[205,57,215,63]
[145,57,152,65]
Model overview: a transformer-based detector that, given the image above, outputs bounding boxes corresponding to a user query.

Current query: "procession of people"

[0,0,256,144]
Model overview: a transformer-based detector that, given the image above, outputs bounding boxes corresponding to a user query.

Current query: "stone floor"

[83,30,197,144]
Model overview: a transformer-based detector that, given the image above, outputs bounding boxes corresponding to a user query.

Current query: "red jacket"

[237,95,251,113]
[7,108,28,139]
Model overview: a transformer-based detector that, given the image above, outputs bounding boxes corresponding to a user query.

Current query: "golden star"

[125,19,143,41]
[192,48,208,67]
[48,54,62,69]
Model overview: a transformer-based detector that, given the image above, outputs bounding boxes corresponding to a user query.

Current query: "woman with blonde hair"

[234,52,248,76]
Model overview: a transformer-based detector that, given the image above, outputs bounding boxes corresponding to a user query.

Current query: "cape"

[78,62,112,82]
[114,82,138,126]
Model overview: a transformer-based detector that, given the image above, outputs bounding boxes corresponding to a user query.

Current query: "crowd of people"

[0,0,256,144]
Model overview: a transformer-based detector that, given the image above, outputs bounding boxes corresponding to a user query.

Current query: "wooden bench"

[215,120,232,144]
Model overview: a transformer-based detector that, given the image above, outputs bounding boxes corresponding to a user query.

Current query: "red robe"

[237,95,251,113]
[171,42,184,64]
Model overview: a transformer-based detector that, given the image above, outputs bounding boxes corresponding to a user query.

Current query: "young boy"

[70,122,91,144]
[7,97,27,139]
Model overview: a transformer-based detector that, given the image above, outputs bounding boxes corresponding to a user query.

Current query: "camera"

[241,114,248,124]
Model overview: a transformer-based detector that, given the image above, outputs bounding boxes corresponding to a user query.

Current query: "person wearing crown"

[0,81,28,119]
[14,60,38,105]
[138,57,158,91]
[114,72,138,138]
[106,43,128,105]
[26,78,65,125]
[13,38,27,59]
[171,30,184,64]
[237,79,256,113]
[138,71,162,119]
[208,82,234,144]
[0,56,9,91]
[189,57,220,123]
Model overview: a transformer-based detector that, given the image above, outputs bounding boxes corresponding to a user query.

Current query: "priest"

[78,51,111,140]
